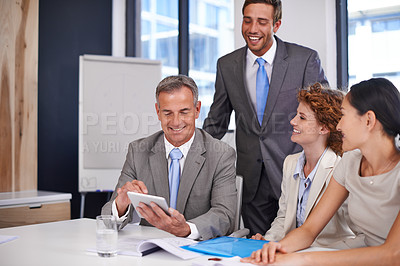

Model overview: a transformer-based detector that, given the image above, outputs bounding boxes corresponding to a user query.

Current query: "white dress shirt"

[245,36,277,111]
[111,132,200,239]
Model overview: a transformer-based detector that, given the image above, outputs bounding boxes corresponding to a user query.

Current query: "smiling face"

[290,102,325,147]
[155,86,201,147]
[336,96,368,152]
[241,3,281,57]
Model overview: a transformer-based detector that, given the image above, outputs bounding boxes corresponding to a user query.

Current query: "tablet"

[127,191,170,218]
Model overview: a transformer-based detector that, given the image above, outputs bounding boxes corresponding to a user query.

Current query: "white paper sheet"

[0,235,18,245]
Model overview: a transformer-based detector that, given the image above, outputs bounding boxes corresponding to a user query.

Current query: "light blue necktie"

[168,148,183,209]
[256,58,269,125]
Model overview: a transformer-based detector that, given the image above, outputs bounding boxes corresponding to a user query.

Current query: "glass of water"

[96,215,118,257]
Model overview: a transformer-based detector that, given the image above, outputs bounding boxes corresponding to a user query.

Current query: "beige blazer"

[264,148,355,248]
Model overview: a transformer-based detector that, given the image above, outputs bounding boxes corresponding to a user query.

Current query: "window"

[371,17,400,33]
[156,0,178,19]
[140,0,234,125]
[141,0,179,75]
[189,0,233,126]
[348,21,357,35]
[347,0,400,90]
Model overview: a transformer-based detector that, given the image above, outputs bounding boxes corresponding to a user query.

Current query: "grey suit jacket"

[203,36,328,202]
[265,149,355,248]
[101,128,237,240]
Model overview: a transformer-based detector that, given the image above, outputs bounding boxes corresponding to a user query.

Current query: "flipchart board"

[78,55,162,192]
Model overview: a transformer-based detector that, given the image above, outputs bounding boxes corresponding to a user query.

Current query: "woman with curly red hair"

[251,83,354,248]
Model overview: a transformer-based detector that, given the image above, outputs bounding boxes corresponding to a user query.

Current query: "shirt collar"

[164,132,195,160]
[293,147,328,182]
[247,35,277,66]
[293,151,306,180]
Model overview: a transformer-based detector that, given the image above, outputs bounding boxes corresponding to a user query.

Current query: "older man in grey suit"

[203,0,328,236]
[102,75,237,240]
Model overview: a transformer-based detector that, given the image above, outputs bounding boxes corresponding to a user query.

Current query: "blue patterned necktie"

[256,58,269,125]
[169,148,183,209]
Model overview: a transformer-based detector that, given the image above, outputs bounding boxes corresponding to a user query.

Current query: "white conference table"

[0,218,335,266]
[0,218,233,266]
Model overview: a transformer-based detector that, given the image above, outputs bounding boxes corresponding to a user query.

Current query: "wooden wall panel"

[0,0,38,192]
[0,59,12,191]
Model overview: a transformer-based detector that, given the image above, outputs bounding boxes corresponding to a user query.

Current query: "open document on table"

[88,237,202,259]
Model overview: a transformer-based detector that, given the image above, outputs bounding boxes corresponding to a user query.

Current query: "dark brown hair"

[297,83,344,156]
[242,0,282,24]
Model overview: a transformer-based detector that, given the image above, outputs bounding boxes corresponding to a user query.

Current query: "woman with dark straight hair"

[347,78,400,141]
[242,78,400,265]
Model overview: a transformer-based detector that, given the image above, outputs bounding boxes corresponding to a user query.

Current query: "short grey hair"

[155,75,199,106]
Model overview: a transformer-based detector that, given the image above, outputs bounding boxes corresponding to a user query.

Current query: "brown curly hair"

[297,83,344,156]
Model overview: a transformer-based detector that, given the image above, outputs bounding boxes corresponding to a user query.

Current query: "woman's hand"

[240,241,287,264]
[251,233,266,240]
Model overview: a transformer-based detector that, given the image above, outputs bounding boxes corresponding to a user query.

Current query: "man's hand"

[136,202,191,237]
[115,180,148,217]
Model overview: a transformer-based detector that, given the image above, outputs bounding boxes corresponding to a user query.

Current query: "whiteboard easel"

[78,55,162,216]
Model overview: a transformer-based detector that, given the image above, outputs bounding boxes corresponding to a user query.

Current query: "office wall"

[234,0,337,88]
[0,0,38,192]
[38,0,112,218]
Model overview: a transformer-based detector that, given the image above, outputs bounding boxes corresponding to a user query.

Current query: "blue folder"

[181,236,268,258]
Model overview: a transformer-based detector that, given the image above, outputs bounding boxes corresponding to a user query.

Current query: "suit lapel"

[261,36,289,129]
[176,129,206,214]
[304,149,337,217]
[149,137,170,205]
[285,159,300,232]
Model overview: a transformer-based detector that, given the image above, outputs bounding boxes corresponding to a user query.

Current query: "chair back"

[235,175,243,231]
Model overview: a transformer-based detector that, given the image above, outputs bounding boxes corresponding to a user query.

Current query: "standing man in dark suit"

[203,0,328,236]
[102,75,237,240]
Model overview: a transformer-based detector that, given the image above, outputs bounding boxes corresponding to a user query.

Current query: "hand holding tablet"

[127,191,170,218]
